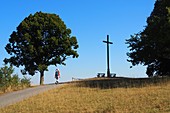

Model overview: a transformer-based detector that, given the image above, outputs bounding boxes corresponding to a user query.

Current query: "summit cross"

[103,35,113,78]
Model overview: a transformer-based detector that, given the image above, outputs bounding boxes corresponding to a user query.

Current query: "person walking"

[55,68,60,84]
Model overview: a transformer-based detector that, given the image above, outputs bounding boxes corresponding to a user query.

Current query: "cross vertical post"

[103,35,113,78]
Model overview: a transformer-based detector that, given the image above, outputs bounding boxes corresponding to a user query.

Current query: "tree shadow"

[75,77,170,89]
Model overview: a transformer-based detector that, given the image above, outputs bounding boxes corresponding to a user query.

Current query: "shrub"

[0,65,13,92]
[0,65,31,93]
[21,76,31,87]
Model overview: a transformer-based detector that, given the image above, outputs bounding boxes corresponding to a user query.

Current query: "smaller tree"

[126,0,170,77]
[0,65,13,86]
[0,65,31,92]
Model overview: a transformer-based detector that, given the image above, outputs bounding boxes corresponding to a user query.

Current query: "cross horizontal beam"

[103,41,113,44]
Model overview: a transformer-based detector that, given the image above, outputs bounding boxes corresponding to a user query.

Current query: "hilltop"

[0,77,170,113]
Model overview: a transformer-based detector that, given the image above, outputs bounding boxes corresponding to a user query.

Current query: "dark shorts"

[55,76,58,79]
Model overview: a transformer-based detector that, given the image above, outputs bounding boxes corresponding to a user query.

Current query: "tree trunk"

[40,71,44,85]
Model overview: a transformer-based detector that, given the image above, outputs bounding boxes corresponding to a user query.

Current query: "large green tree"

[126,0,170,77]
[4,12,79,85]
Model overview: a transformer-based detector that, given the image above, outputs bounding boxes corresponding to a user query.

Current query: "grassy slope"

[0,78,170,113]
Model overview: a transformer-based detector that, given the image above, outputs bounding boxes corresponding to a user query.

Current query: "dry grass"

[0,78,170,113]
[0,85,32,96]
[0,84,45,98]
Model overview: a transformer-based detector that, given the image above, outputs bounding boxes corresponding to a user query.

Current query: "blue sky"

[0,0,155,85]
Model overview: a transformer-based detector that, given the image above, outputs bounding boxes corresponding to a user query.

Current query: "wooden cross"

[103,35,113,78]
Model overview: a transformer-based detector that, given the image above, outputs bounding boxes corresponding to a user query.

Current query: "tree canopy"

[4,12,79,84]
[126,0,170,77]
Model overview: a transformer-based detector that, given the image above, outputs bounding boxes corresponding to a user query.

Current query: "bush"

[0,65,13,92]
[21,76,31,87]
[0,65,31,93]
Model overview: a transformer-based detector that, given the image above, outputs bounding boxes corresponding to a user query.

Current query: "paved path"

[0,84,62,108]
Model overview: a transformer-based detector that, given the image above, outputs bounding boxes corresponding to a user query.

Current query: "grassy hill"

[0,77,170,113]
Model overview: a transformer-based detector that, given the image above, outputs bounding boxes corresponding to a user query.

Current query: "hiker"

[55,68,60,84]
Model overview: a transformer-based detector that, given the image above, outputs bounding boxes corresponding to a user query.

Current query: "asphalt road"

[0,84,62,108]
